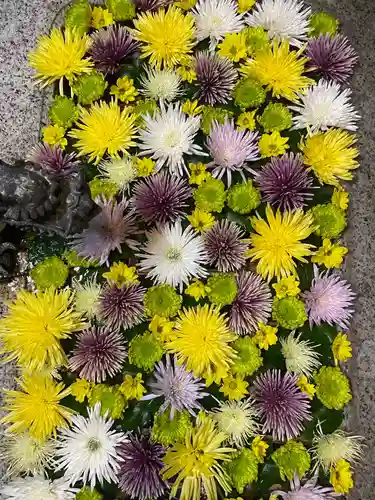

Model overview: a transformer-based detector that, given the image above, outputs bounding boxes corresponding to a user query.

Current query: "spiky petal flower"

[272,474,339,500]
[246,0,311,47]
[98,157,138,193]
[140,67,182,102]
[290,80,360,133]
[306,34,358,84]
[132,171,191,224]
[280,332,321,377]
[138,102,206,176]
[302,267,355,329]
[71,198,139,266]
[312,428,364,472]
[28,143,80,176]
[255,153,315,211]
[203,220,248,272]
[1,476,77,500]
[69,326,127,383]
[253,369,311,441]
[229,271,273,335]
[99,283,145,331]
[118,436,167,500]
[143,355,208,418]
[207,119,260,185]
[194,51,237,105]
[55,404,126,488]
[138,222,208,291]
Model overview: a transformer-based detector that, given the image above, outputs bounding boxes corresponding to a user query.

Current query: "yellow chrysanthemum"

[236,110,257,131]
[332,188,349,211]
[131,6,196,69]
[110,76,139,103]
[218,32,248,62]
[0,288,86,371]
[252,436,269,463]
[247,205,315,281]
[272,276,300,299]
[182,99,203,116]
[185,278,209,301]
[240,41,314,102]
[220,375,249,400]
[311,238,348,269]
[1,375,73,440]
[149,315,176,343]
[253,322,278,350]
[91,6,114,29]
[167,305,237,385]
[332,332,352,365]
[301,129,359,186]
[134,156,155,176]
[28,28,93,90]
[42,124,67,149]
[188,162,211,185]
[119,373,146,400]
[69,100,138,164]
[330,459,354,494]
[102,262,139,286]
[162,415,233,500]
[187,209,215,232]
[259,131,289,158]
[70,378,93,403]
[297,375,316,399]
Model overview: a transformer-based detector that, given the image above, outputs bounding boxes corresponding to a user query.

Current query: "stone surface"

[0,0,374,498]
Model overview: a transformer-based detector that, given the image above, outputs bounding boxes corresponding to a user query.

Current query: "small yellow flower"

[297,375,316,399]
[188,162,211,185]
[220,374,249,400]
[330,459,354,494]
[259,131,289,158]
[252,436,269,463]
[253,323,278,350]
[187,209,215,232]
[238,0,256,12]
[119,373,146,400]
[149,316,176,343]
[182,99,203,116]
[177,59,197,82]
[312,239,348,269]
[134,157,155,176]
[102,262,139,286]
[332,332,352,365]
[272,276,300,299]
[236,110,257,131]
[185,279,209,301]
[91,6,114,29]
[42,124,67,149]
[176,0,198,10]
[332,188,349,211]
[70,378,92,403]
[218,32,248,62]
[110,76,138,103]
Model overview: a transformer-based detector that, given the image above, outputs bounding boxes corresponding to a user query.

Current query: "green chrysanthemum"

[89,177,119,200]
[258,103,293,132]
[272,440,311,481]
[30,256,69,290]
[272,297,307,330]
[48,95,79,129]
[242,26,270,55]
[200,106,234,135]
[128,332,164,371]
[193,178,226,213]
[63,250,96,268]
[152,410,192,446]
[227,181,261,214]
[75,487,103,500]
[105,0,135,21]
[64,0,92,37]
[225,448,259,493]
[231,337,263,377]
[234,78,266,109]
[207,273,238,307]
[309,12,339,37]
[72,71,107,105]
[88,385,127,419]
[144,284,182,318]
[314,366,352,410]
[311,204,347,239]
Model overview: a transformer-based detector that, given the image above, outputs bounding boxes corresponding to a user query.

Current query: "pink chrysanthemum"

[99,283,145,331]
[28,143,80,176]
[273,474,340,499]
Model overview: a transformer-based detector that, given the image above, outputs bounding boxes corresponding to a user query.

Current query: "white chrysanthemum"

[73,275,102,320]
[280,332,321,377]
[246,0,311,47]
[138,221,208,291]
[140,67,182,102]
[98,157,138,192]
[138,102,206,176]
[54,404,126,488]
[290,80,360,133]
[312,427,364,472]
[211,399,260,447]
[193,0,245,49]
[1,476,77,500]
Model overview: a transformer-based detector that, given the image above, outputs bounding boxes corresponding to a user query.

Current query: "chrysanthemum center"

[165,247,182,262]
[87,437,102,452]
[164,130,182,148]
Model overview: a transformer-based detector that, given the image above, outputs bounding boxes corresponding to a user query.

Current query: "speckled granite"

[0,0,374,497]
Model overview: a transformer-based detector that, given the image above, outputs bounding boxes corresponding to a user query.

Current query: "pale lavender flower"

[142,355,208,418]
[207,119,260,185]
[272,474,340,499]
[253,369,311,441]
[302,267,355,329]
[229,271,273,335]
[28,143,80,176]
[99,283,145,331]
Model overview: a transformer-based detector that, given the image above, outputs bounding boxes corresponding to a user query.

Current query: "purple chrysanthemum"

[28,143,80,176]
[194,51,237,105]
[118,436,167,500]
[203,220,248,272]
[229,271,273,335]
[207,120,260,185]
[71,198,139,265]
[306,34,358,84]
[273,474,340,500]
[302,267,355,329]
[69,326,127,383]
[88,25,139,74]
[255,153,315,211]
[133,0,173,10]
[253,370,311,441]
[131,172,192,224]
[99,283,145,331]
[142,355,208,418]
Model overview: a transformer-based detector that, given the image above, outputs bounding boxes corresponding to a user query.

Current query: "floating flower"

[99,157,138,193]
[280,332,321,377]
[207,272,238,306]
[271,440,311,481]
[65,0,92,36]
[152,409,193,446]
[252,436,269,463]
[330,459,354,494]
[309,11,339,37]
[312,238,348,269]
[234,78,266,108]
[1,476,77,500]
[258,102,293,132]
[272,275,300,298]
[99,283,145,331]
[48,94,79,128]
[253,322,278,350]
[70,378,93,403]
[92,7,114,29]
[28,143,80,176]
[296,375,316,399]
[88,385,126,420]
[140,67,182,102]
[272,296,307,330]
[110,76,138,103]
[227,180,261,214]
[134,156,156,176]
[72,71,107,105]
[212,399,259,447]
[231,337,263,376]
[332,332,352,364]
[187,209,216,232]
[259,131,289,158]
[272,475,340,500]
[314,366,352,410]
[30,255,69,290]
[73,276,102,320]
[144,284,182,318]
[185,278,208,301]
[128,332,164,371]
[236,110,257,131]
[106,0,136,21]
[311,203,346,239]
[150,316,175,342]
[226,448,259,493]
[188,161,211,185]
[218,32,248,62]
[193,177,226,212]
[220,374,249,400]
[119,373,146,400]
[102,262,139,286]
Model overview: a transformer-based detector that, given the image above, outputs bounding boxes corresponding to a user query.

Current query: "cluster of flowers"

[0,0,363,498]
